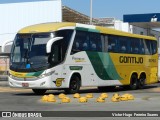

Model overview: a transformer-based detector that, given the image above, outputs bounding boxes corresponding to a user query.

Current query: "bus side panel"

[65,51,123,87]
[109,53,158,85]
[64,51,99,87]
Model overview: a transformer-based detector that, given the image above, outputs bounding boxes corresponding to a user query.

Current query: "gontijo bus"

[3,22,158,94]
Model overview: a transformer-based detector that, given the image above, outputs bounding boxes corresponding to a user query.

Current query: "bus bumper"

[8,75,61,89]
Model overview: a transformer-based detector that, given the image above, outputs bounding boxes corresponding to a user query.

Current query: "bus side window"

[108,35,118,53]
[140,39,145,54]
[89,32,102,52]
[151,41,157,54]
[144,40,152,55]
[82,36,89,51]
[130,38,140,54]
[71,31,87,54]
[49,40,61,65]
[56,30,73,58]
[119,37,128,53]
[103,35,107,52]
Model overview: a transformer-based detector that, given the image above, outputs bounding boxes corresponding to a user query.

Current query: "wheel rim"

[70,80,78,90]
[130,75,137,89]
[140,78,145,85]
[139,76,145,88]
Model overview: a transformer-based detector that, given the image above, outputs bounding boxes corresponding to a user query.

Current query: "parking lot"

[0,83,160,111]
[0,81,160,120]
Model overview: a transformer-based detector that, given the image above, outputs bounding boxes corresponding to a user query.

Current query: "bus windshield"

[10,33,52,72]
[10,30,73,72]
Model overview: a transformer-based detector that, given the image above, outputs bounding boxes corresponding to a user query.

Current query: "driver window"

[48,40,62,65]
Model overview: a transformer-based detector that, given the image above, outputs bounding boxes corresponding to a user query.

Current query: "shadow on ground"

[14,83,160,96]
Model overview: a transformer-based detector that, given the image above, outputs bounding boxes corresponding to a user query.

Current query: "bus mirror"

[1,40,14,53]
[46,37,63,53]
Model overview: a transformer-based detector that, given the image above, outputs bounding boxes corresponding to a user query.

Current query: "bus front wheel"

[64,75,81,94]
[32,89,47,95]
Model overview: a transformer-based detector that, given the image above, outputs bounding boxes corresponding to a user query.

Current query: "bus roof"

[18,22,156,40]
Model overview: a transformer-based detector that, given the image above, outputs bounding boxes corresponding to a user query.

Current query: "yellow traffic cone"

[86,93,93,98]
[58,93,66,99]
[73,93,81,98]
[96,97,105,103]
[61,97,71,103]
[79,97,88,103]
[100,93,108,98]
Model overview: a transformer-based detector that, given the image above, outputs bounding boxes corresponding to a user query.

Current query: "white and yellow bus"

[6,22,158,94]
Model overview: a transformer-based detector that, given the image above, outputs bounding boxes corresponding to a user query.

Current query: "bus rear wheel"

[32,89,47,95]
[138,74,146,89]
[64,75,81,94]
[129,74,138,90]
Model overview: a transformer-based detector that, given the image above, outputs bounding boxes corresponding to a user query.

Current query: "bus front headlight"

[39,70,55,78]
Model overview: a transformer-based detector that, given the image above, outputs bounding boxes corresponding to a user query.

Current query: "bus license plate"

[22,83,29,87]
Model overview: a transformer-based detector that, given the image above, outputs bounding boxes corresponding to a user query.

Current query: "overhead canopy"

[123,13,160,28]
[62,6,98,24]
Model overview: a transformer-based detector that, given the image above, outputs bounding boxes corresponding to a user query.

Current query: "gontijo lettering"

[119,56,143,64]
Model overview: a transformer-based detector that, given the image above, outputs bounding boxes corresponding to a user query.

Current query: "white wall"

[114,20,130,33]
[0,0,62,46]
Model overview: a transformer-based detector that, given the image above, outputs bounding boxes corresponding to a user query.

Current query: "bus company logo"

[72,56,85,62]
[2,112,11,117]
[119,56,143,64]
[54,78,64,87]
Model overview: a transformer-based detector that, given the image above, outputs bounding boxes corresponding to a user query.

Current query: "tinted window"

[139,39,145,54]
[56,30,73,59]
[144,40,152,55]
[108,35,118,52]
[72,31,88,53]
[49,30,73,66]
[72,31,157,55]
[151,40,157,54]
[118,37,129,53]
[71,31,103,54]
[130,38,140,54]
[90,32,102,52]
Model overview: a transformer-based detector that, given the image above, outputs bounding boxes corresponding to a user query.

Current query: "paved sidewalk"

[0,75,8,87]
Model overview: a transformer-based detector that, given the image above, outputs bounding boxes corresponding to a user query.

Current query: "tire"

[64,75,81,94]
[32,89,47,95]
[137,74,146,89]
[129,74,138,90]
[98,86,115,92]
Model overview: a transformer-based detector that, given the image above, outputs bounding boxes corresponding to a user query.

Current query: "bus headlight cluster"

[39,70,55,78]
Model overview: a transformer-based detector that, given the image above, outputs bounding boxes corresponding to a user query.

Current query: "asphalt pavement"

[0,76,160,119]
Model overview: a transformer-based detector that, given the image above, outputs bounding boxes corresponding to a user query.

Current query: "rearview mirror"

[46,37,63,53]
